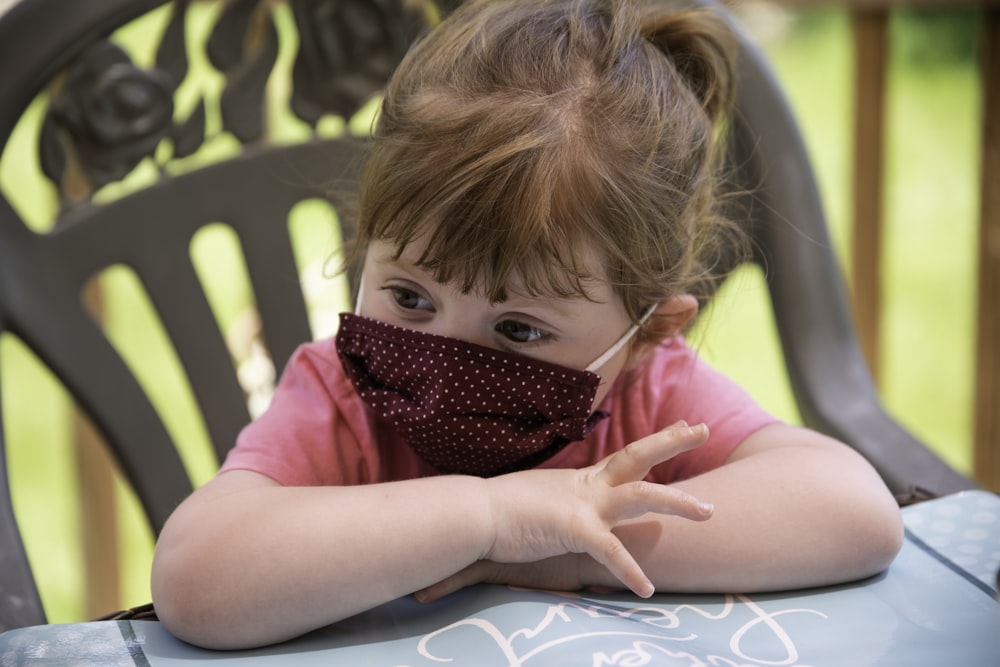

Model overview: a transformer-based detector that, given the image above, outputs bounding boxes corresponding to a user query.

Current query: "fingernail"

[698,501,715,516]
[638,580,655,598]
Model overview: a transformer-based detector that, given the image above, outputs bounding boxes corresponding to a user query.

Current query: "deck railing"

[794,0,998,492]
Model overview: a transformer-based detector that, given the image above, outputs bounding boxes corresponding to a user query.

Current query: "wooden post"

[75,281,120,619]
[850,8,889,384]
[974,9,1000,492]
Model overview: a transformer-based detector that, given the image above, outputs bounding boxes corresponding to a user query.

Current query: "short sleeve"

[643,340,780,481]
[219,340,376,486]
[545,337,780,482]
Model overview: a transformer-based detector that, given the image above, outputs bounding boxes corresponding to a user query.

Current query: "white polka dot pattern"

[335,313,607,476]
[903,490,1000,592]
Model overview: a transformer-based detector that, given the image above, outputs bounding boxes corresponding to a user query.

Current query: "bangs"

[361,91,613,304]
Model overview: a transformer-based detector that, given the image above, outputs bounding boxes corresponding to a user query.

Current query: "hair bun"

[639,6,737,122]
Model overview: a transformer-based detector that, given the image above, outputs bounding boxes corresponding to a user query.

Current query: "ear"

[648,294,699,337]
[626,294,699,369]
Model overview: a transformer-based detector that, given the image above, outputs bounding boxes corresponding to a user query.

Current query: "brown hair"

[350,0,742,344]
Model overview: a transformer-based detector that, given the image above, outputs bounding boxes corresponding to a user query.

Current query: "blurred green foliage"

[894,9,980,65]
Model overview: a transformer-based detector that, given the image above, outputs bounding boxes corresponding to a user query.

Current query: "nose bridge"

[433,302,495,350]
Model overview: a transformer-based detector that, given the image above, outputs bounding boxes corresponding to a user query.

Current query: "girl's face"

[357,238,639,412]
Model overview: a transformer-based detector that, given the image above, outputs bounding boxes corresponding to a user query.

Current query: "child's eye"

[388,286,433,311]
[495,319,547,344]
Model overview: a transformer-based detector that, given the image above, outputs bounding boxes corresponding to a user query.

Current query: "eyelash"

[494,320,550,346]
[383,285,432,312]
[380,285,553,347]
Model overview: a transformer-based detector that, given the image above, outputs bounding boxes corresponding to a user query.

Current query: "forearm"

[151,471,492,649]
[585,426,904,592]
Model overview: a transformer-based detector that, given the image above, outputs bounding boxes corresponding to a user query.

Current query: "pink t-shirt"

[220,335,778,486]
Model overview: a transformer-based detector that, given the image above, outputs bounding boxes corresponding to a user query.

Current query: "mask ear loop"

[584,305,656,373]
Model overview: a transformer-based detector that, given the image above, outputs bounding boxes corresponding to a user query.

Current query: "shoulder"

[284,338,349,388]
[220,337,378,485]
[619,336,719,406]
[632,336,763,408]
[604,336,780,480]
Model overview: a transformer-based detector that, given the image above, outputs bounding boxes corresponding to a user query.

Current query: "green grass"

[0,5,984,623]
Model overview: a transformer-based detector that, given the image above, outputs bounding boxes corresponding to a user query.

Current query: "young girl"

[151,0,903,650]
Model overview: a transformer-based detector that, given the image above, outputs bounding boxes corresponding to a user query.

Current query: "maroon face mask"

[334,313,609,477]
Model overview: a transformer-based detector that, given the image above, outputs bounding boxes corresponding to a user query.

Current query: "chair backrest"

[0,0,973,632]
[0,0,391,630]
[720,14,973,501]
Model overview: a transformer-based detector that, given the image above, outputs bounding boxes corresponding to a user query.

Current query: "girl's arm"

[151,471,493,649]
[150,423,712,649]
[419,423,904,599]
[612,424,904,591]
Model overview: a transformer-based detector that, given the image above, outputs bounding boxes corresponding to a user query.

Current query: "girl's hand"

[463,422,713,599]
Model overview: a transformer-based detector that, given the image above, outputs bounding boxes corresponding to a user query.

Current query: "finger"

[584,531,654,599]
[600,422,709,486]
[603,480,714,523]
[414,561,493,603]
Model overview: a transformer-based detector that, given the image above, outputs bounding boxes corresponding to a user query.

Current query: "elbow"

[862,517,904,578]
[844,495,905,581]
[151,542,318,651]
[875,504,906,571]
[151,546,248,650]
[150,552,217,649]
[828,449,906,581]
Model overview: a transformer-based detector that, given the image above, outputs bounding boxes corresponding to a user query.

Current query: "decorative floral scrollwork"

[39,41,175,199]
[289,0,427,126]
[35,0,458,202]
[207,0,280,144]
